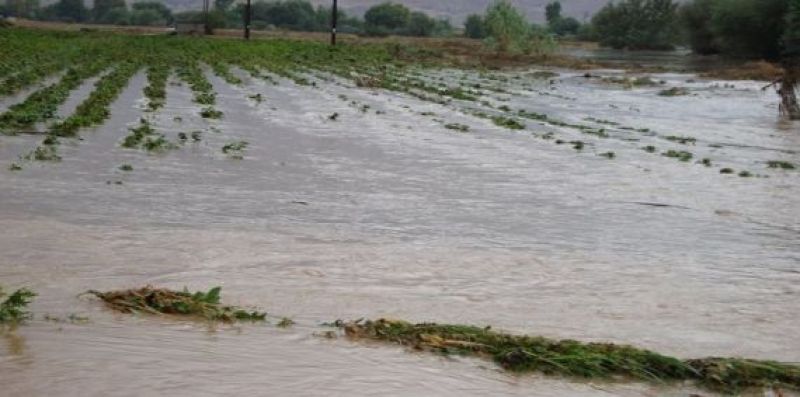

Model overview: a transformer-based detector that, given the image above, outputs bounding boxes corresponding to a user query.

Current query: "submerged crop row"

[3,283,798,395]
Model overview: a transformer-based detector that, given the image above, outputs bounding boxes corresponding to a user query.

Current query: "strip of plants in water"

[339,318,800,394]
[3,283,798,395]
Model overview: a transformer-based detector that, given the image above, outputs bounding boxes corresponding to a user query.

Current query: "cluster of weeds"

[23,144,61,162]
[720,168,735,174]
[601,75,660,88]
[249,93,263,103]
[0,287,36,324]
[9,162,22,171]
[200,107,224,119]
[339,318,800,394]
[177,60,225,119]
[658,87,690,97]
[88,286,266,322]
[277,317,295,328]
[585,117,619,126]
[767,160,795,170]
[662,150,693,162]
[444,123,470,132]
[222,140,248,159]
[491,116,525,130]
[143,63,169,111]
[121,119,175,152]
[665,136,697,145]
[599,151,616,159]
[328,112,340,121]
[643,145,657,153]
[209,61,242,85]
[118,164,133,171]
[699,158,712,167]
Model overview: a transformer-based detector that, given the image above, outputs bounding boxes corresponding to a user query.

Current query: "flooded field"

[1,32,799,396]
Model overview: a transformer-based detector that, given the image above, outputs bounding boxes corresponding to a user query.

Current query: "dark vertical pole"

[203,0,211,35]
[244,0,251,40]
[331,0,338,46]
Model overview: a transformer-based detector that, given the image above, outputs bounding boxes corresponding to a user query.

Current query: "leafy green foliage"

[592,0,679,50]
[0,287,36,323]
[662,149,694,162]
[464,14,487,39]
[680,0,789,59]
[364,2,410,36]
[222,140,248,159]
[341,319,800,393]
[484,0,532,54]
[89,286,266,322]
[51,61,140,137]
[767,160,795,169]
[491,115,525,130]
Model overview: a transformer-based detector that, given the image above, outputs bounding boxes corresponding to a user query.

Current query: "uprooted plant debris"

[0,286,36,323]
[88,286,266,322]
[340,318,800,394]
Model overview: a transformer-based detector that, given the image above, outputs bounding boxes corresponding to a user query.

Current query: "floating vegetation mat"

[340,319,800,394]
[88,286,266,322]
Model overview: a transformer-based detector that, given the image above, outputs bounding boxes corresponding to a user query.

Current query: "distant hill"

[157,0,609,24]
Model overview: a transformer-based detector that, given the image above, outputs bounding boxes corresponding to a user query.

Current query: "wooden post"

[331,0,338,46]
[244,0,251,40]
[203,0,211,35]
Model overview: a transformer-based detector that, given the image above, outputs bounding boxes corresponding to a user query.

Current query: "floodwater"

[0,54,798,397]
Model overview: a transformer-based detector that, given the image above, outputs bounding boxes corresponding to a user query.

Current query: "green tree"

[787,0,800,56]
[404,11,435,36]
[545,1,561,24]
[432,18,453,37]
[679,0,718,55]
[5,0,39,18]
[130,8,165,25]
[250,0,317,31]
[133,1,173,24]
[92,0,125,22]
[710,0,787,59]
[41,0,89,22]
[103,6,130,24]
[550,16,580,35]
[214,0,234,11]
[464,13,486,38]
[364,2,410,36]
[592,0,679,50]
[484,0,531,53]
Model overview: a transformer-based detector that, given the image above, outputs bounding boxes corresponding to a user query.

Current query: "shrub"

[592,0,679,50]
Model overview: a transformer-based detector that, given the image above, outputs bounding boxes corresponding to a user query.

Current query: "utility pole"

[244,0,251,40]
[203,0,211,35]
[330,0,338,46]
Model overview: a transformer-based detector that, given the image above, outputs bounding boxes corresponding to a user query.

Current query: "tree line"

[3,0,798,62]
[581,0,799,61]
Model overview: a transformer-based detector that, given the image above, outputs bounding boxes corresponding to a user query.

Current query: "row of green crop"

[50,62,141,137]
[144,63,170,111]
[0,60,110,135]
[176,59,224,119]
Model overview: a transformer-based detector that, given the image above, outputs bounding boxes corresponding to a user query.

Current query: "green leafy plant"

[88,286,266,322]
[0,287,36,323]
[339,318,800,393]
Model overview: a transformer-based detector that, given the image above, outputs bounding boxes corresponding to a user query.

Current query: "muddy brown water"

[0,60,798,396]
